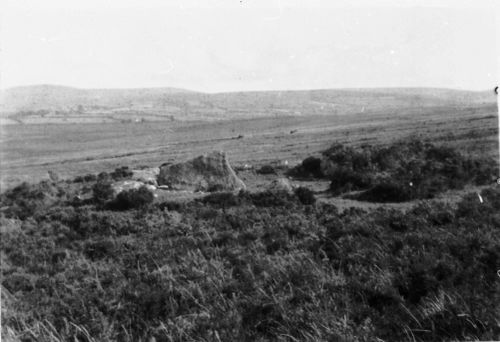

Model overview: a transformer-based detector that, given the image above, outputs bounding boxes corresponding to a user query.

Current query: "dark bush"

[110,166,133,181]
[158,201,185,212]
[202,192,240,208]
[0,181,59,219]
[288,156,324,179]
[110,186,154,210]
[96,172,111,185]
[425,145,460,161]
[321,140,496,201]
[356,181,414,203]
[322,143,372,172]
[83,174,97,182]
[4,182,45,202]
[242,190,296,207]
[206,184,225,192]
[256,165,276,175]
[371,147,399,171]
[329,168,373,195]
[92,179,114,204]
[398,265,439,304]
[294,186,316,205]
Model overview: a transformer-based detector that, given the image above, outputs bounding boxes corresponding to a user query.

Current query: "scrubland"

[1,138,499,341]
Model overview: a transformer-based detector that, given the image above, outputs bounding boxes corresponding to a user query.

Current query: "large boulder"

[267,178,294,194]
[157,151,246,192]
[111,180,156,196]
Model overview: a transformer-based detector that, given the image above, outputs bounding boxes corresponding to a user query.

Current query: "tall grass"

[1,181,499,341]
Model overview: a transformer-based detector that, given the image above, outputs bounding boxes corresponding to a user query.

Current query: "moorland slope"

[1,85,494,124]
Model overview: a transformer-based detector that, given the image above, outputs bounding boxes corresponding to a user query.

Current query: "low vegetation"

[256,165,277,175]
[1,146,499,341]
[109,186,155,211]
[287,156,323,179]
[291,139,497,202]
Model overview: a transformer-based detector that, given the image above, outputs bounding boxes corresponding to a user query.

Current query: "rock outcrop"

[157,151,246,192]
[267,178,294,194]
[111,180,156,196]
[131,167,160,186]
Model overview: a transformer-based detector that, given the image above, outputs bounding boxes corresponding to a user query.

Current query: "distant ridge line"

[1,84,493,94]
[1,84,495,124]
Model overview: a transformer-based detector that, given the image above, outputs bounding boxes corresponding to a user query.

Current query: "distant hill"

[0,84,195,112]
[0,85,495,124]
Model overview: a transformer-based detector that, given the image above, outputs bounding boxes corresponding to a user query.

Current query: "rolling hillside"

[0,85,195,111]
[0,85,495,124]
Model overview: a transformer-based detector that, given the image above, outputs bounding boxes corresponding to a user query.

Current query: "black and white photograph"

[1,0,499,341]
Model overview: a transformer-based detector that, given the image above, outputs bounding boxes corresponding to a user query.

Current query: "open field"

[1,100,498,190]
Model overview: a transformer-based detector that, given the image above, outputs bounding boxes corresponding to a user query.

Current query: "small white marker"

[409,182,413,187]
[477,193,483,203]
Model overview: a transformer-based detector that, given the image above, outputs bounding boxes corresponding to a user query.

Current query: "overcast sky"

[1,0,498,92]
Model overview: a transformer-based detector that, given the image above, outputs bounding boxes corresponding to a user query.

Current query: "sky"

[1,0,498,92]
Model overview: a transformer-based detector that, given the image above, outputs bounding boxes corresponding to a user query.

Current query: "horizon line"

[1,83,494,94]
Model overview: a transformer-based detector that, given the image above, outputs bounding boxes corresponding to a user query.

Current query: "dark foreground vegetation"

[1,140,500,342]
[290,139,496,203]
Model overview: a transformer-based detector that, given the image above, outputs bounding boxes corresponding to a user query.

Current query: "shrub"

[73,176,84,183]
[110,186,154,210]
[294,186,316,205]
[92,179,114,204]
[158,201,186,212]
[206,183,225,192]
[288,156,324,179]
[83,174,97,182]
[3,182,44,203]
[97,172,110,181]
[110,166,133,181]
[74,174,96,183]
[321,140,496,201]
[355,181,414,203]
[329,168,373,195]
[256,165,276,175]
[0,181,60,219]
[241,190,296,207]
[322,143,372,173]
[302,156,322,174]
[425,145,460,161]
[202,192,240,208]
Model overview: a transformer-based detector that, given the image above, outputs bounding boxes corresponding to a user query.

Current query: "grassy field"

[2,101,498,190]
